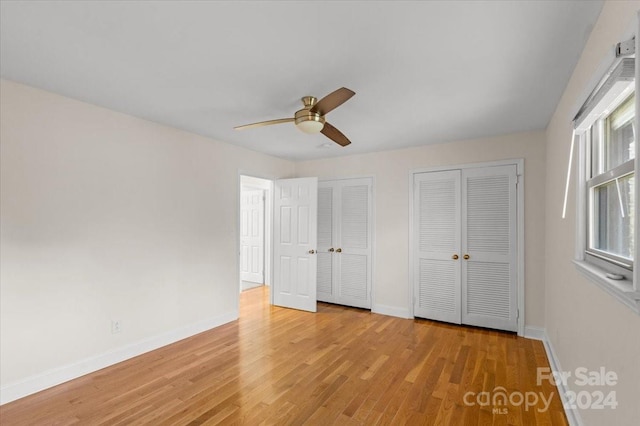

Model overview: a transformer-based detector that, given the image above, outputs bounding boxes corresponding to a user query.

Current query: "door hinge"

[515,175,520,186]
[516,308,520,319]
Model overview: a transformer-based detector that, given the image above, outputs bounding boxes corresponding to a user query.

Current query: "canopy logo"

[462,367,619,414]
[462,387,553,413]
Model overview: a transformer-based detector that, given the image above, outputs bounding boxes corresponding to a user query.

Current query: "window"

[574,56,639,313]
[586,93,635,271]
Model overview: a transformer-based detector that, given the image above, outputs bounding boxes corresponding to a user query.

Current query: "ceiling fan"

[234,87,355,146]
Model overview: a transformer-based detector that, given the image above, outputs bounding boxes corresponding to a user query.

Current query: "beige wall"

[295,130,547,327]
[0,80,294,392]
[545,2,640,425]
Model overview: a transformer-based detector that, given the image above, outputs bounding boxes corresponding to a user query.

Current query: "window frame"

[584,94,635,273]
[574,56,640,314]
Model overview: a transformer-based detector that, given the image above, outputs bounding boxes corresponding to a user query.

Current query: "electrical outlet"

[111,320,122,334]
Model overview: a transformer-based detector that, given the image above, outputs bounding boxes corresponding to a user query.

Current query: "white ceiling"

[0,1,603,161]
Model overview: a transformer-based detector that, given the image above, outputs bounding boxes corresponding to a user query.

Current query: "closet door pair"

[413,165,517,332]
[317,178,373,309]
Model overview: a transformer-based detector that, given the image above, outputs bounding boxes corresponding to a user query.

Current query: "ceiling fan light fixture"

[294,108,325,134]
[296,120,325,134]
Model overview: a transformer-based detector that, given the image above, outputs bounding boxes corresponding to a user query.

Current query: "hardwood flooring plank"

[0,286,567,425]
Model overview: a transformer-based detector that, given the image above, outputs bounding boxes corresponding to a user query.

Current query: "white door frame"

[408,159,525,336]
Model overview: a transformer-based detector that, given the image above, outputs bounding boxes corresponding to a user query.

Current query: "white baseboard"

[539,331,583,426]
[371,304,411,319]
[524,325,546,341]
[0,310,238,405]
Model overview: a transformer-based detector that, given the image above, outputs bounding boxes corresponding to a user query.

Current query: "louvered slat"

[466,262,510,318]
[317,252,332,295]
[340,254,367,299]
[419,259,457,312]
[318,187,333,247]
[341,185,368,249]
[466,176,510,254]
[419,179,457,252]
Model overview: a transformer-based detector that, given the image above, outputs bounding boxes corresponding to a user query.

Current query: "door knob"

[463,254,470,260]
[328,248,335,252]
[308,250,315,254]
[452,254,459,260]
[336,248,342,253]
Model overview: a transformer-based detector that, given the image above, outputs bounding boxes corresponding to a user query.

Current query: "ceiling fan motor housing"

[295,96,325,133]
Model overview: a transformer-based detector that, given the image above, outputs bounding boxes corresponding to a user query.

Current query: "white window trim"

[573,260,640,313]
[575,132,639,312]
[573,28,640,314]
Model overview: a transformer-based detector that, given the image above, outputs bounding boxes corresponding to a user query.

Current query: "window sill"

[573,260,640,315]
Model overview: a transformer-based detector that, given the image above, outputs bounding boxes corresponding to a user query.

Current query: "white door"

[240,189,264,284]
[317,178,372,309]
[273,177,318,312]
[413,170,461,323]
[337,180,372,308]
[317,184,335,302]
[461,165,517,331]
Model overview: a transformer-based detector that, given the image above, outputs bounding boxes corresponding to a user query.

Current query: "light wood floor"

[0,287,566,425]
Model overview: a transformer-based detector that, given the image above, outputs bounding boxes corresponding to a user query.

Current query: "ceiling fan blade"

[321,122,351,147]
[310,87,355,116]
[234,118,294,130]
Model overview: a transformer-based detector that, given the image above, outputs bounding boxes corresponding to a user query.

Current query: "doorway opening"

[239,175,273,294]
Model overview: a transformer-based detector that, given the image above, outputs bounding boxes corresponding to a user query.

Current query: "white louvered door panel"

[413,171,461,323]
[461,165,517,331]
[336,180,372,309]
[317,185,335,302]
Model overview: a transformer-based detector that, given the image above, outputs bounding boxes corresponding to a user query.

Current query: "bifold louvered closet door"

[317,178,372,309]
[413,170,462,323]
[414,165,517,332]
